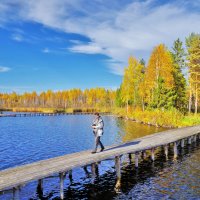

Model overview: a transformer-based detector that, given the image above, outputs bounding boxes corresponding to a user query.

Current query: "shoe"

[100,147,105,152]
[91,151,96,154]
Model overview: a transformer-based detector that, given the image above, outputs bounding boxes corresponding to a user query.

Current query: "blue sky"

[0,0,200,93]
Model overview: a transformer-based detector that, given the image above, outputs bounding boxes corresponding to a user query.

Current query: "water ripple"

[0,115,199,200]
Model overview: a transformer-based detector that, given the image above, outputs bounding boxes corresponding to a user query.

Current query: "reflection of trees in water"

[43,141,200,200]
[119,142,200,199]
[115,118,167,143]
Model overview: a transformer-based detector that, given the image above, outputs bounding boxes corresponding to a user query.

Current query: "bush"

[113,107,185,127]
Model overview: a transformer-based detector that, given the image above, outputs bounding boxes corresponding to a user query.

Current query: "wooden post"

[115,156,121,179]
[141,150,147,159]
[151,148,155,161]
[128,153,132,163]
[174,142,178,159]
[164,145,168,159]
[91,163,96,180]
[69,170,72,179]
[194,135,197,142]
[13,186,20,200]
[135,152,139,168]
[37,179,43,194]
[181,139,185,148]
[114,178,121,193]
[38,179,43,190]
[188,137,192,144]
[83,166,90,177]
[59,172,65,200]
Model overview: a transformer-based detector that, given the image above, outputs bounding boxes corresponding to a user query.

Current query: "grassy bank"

[0,108,12,112]
[113,107,200,128]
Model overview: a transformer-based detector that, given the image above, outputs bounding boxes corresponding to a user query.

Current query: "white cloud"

[106,59,126,75]
[11,33,24,42]
[42,47,68,55]
[1,0,200,75]
[0,66,11,72]
[42,48,50,53]
[69,42,105,54]
[0,3,11,25]
[69,40,82,44]
[10,29,32,42]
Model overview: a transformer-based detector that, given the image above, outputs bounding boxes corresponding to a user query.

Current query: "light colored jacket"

[93,116,104,137]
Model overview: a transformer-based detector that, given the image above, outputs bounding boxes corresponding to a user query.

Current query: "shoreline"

[117,115,175,128]
[1,107,200,128]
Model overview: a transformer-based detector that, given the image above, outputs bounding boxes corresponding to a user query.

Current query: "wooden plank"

[0,125,200,192]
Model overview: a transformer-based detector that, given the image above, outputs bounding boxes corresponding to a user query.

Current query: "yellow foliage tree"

[121,56,144,113]
[186,33,200,113]
[145,44,174,104]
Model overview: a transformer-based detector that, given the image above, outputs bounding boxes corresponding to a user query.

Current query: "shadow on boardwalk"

[104,141,140,152]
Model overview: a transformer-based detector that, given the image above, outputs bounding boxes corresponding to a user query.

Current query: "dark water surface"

[0,115,199,200]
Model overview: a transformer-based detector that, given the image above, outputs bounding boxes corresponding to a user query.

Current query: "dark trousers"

[93,132,104,151]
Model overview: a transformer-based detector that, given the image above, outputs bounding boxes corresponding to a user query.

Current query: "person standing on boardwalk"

[91,112,105,154]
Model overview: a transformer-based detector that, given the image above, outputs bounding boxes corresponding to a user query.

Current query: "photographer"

[91,112,105,154]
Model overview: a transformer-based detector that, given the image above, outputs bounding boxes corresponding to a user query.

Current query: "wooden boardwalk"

[0,112,109,118]
[0,125,200,199]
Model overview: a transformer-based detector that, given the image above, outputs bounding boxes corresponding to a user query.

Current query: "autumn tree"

[121,56,144,113]
[186,33,200,113]
[138,58,146,110]
[115,85,124,107]
[145,44,175,109]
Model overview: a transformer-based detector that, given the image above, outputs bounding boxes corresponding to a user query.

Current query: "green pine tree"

[150,77,176,110]
[171,38,187,112]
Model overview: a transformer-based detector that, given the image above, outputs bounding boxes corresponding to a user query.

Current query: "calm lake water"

[0,115,199,200]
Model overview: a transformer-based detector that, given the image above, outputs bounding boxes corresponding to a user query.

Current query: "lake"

[0,115,199,199]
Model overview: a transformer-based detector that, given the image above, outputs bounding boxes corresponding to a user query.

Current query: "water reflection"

[115,141,200,200]
[115,118,165,143]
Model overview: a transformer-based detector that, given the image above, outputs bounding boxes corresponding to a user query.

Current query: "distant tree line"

[0,88,116,109]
